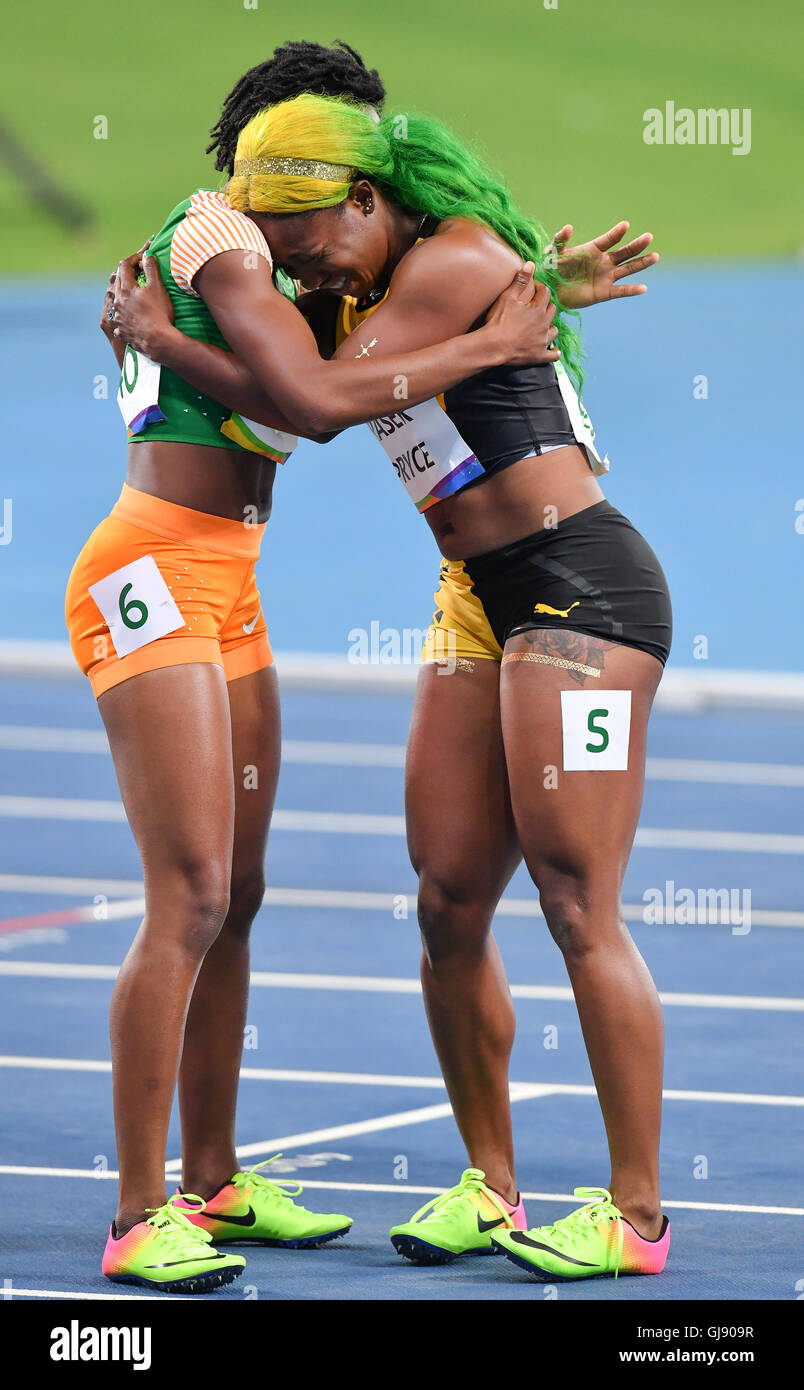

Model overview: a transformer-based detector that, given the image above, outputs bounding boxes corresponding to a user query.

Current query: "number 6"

[119,582,148,630]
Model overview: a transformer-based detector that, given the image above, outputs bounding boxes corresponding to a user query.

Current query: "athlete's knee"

[226,867,266,937]
[417,871,495,965]
[150,858,232,956]
[536,867,603,963]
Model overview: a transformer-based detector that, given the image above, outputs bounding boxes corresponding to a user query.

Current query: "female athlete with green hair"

[111,92,669,1285]
[73,41,560,1297]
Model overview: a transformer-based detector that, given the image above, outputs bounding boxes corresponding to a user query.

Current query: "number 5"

[586,708,609,753]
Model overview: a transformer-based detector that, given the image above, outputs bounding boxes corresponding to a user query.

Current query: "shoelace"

[231,1155,305,1206]
[144,1193,213,1251]
[407,1168,512,1226]
[540,1186,624,1279]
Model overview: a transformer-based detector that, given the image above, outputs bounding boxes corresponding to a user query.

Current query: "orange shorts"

[65,484,273,699]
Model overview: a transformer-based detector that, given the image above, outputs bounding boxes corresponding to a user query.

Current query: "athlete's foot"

[492,1186,670,1281]
[182,1169,240,1203]
[113,1210,152,1239]
[175,1156,353,1248]
[102,1194,245,1294]
[611,1193,664,1241]
[389,1168,527,1264]
[478,1169,518,1207]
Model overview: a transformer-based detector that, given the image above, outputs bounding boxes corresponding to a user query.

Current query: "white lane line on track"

[1,794,803,854]
[645,757,804,787]
[2,1288,193,1301]
[0,1057,801,1107]
[255,889,804,929]
[634,828,804,854]
[282,739,404,767]
[0,899,145,937]
[4,724,804,787]
[0,874,144,897]
[2,874,802,928]
[166,1178,804,1219]
[253,1181,804,1218]
[0,725,409,768]
[170,1087,554,1168]
[0,726,110,754]
[0,1168,799,1218]
[2,960,802,1013]
[0,796,127,823]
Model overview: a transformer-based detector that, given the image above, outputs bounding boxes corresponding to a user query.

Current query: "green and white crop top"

[116,189,297,463]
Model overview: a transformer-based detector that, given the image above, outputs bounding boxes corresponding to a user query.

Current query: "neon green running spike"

[102,1194,245,1294]
[492,1187,670,1281]
[390,1168,526,1264]
[176,1157,353,1248]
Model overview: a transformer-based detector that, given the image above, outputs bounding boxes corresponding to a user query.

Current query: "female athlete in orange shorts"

[110,91,668,1285]
[67,43,557,1293]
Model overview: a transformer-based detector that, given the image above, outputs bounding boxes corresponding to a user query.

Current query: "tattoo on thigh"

[507,629,616,687]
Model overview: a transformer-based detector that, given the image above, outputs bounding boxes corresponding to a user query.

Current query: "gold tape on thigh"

[430,657,477,674]
[501,651,601,678]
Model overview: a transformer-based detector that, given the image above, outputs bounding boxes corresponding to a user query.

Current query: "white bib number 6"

[116,346,166,434]
[89,555,185,659]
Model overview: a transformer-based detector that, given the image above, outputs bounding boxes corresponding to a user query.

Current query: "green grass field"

[1,0,801,273]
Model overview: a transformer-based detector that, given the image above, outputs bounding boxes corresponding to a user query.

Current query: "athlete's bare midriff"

[426,444,605,559]
[125,440,277,523]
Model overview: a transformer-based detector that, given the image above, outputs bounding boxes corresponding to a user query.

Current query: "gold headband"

[232,156,356,181]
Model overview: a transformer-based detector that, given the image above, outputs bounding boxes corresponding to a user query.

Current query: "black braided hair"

[208,40,386,176]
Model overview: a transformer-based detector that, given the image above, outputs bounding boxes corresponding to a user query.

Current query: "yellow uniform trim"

[422,559,503,665]
[338,285,500,666]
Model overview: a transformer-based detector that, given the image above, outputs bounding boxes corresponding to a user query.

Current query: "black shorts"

[423,500,672,666]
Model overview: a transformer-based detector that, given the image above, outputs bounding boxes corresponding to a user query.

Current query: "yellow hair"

[225,93,384,215]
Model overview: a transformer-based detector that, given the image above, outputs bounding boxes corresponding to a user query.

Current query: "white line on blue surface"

[0,1056,801,1107]
[2,875,802,928]
[3,724,804,786]
[1,961,803,1012]
[1,794,803,854]
[0,1167,800,1218]
[1,1287,193,1301]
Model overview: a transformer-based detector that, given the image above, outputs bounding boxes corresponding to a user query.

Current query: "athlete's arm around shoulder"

[123,241,550,435]
[335,221,557,360]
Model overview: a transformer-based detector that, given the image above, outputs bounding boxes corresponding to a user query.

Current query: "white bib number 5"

[88,555,185,659]
[561,690,631,770]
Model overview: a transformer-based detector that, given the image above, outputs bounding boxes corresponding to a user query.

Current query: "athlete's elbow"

[299,407,330,436]
[292,400,349,436]
[246,405,286,430]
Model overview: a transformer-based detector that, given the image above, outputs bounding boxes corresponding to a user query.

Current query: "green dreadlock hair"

[227,94,584,387]
[375,113,583,388]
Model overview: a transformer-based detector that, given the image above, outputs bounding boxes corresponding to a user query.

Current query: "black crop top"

[335,225,608,513]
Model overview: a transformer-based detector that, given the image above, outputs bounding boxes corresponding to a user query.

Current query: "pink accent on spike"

[101,1220,153,1276]
[616,1218,671,1274]
[503,1195,528,1231]
[175,1182,241,1231]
